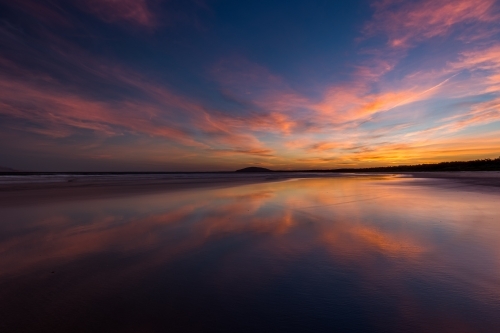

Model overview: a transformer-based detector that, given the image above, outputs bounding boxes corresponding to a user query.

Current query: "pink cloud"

[76,0,158,27]
[0,0,73,26]
[0,27,278,156]
[420,45,500,133]
[0,0,159,28]
[0,23,283,159]
[0,70,279,157]
[0,77,198,144]
[0,37,276,158]
[453,45,500,74]
[442,98,500,132]
[366,0,499,48]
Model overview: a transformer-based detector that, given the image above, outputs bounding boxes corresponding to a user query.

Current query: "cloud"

[212,148,275,158]
[0,69,277,156]
[75,0,158,27]
[424,45,500,133]
[366,0,499,48]
[452,45,500,78]
[209,34,500,167]
[0,26,275,160]
[442,98,500,132]
[306,142,338,153]
[0,0,159,28]
[212,55,457,136]
[0,0,73,26]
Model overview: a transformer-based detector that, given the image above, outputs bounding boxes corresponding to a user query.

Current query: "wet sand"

[406,171,500,188]
[0,176,269,207]
[0,173,320,206]
[1,174,500,332]
[1,171,500,206]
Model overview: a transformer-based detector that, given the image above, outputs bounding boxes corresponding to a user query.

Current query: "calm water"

[1,175,500,332]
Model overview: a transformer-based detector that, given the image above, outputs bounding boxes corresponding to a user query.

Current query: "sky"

[0,0,499,171]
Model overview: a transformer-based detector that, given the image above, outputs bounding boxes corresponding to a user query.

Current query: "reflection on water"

[1,175,500,332]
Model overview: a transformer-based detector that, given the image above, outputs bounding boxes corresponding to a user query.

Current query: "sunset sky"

[1,0,500,171]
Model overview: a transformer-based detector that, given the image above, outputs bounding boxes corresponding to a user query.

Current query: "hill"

[235,167,273,173]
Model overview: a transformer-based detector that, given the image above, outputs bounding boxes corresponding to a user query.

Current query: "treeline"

[330,157,500,172]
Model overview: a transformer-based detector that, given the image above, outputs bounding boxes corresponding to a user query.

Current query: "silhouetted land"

[237,157,500,172]
[328,157,500,172]
[1,157,499,176]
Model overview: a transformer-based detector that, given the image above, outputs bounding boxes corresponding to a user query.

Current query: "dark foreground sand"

[1,171,500,206]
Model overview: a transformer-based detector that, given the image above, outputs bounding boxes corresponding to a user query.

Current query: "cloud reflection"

[1,177,500,331]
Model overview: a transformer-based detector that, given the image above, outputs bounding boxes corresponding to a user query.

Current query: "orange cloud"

[306,142,338,152]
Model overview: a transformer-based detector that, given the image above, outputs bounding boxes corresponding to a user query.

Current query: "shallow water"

[1,175,499,332]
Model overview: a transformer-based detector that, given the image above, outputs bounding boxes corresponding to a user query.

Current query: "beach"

[1,173,500,332]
